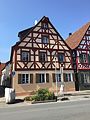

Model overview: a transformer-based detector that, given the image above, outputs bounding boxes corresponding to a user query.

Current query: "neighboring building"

[66,22,90,90]
[10,16,75,96]
[0,62,6,84]
[1,61,11,87]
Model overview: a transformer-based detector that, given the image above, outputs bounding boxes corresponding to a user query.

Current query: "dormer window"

[42,35,49,44]
[42,22,48,29]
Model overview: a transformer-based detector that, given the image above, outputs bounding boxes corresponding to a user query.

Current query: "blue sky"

[0,0,90,62]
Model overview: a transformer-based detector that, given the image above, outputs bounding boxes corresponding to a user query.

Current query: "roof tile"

[66,22,90,49]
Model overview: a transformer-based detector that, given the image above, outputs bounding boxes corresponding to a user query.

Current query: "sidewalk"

[0,90,90,107]
[57,90,90,102]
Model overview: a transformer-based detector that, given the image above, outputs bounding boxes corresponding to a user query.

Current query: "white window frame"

[56,74,61,82]
[66,73,71,82]
[21,74,29,84]
[83,73,90,83]
[41,74,45,83]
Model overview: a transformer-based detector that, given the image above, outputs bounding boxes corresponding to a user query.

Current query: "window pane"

[22,74,25,83]
[56,74,61,82]
[83,73,90,83]
[37,74,45,83]
[21,74,29,84]
[58,53,64,62]
[42,23,48,29]
[79,53,87,63]
[39,52,46,62]
[26,74,29,83]
[42,36,48,44]
[22,52,29,61]
[65,74,71,82]
[41,74,45,83]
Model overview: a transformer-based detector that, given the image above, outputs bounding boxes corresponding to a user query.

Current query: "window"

[18,74,33,84]
[81,73,90,84]
[42,23,48,29]
[52,73,61,82]
[39,52,46,62]
[36,73,49,83]
[64,73,71,82]
[58,53,64,62]
[88,53,90,64]
[86,36,90,40]
[79,53,87,63]
[42,36,49,44]
[21,52,29,61]
[21,74,29,84]
[56,74,61,82]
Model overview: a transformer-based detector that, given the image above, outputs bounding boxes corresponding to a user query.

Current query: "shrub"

[24,88,55,101]
[24,96,32,101]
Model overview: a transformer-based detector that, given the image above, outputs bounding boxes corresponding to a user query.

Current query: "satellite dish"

[35,20,38,25]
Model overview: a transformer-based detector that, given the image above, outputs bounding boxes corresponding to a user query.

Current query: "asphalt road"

[0,100,90,120]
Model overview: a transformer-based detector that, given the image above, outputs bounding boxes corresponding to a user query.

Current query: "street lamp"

[60,63,64,96]
[55,57,58,97]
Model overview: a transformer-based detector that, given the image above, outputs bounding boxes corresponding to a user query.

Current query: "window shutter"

[46,73,49,83]
[36,74,40,83]
[52,73,55,82]
[30,74,33,83]
[63,73,66,82]
[72,73,75,81]
[81,73,84,84]
[88,54,90,64]
[18,74,21,84]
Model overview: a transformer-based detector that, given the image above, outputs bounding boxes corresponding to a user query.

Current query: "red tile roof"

[0,63,6,76]
[66,22,90,49]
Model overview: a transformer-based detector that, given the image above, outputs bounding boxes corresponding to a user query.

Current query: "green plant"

[24,96,31,101]
[24,88,55,102]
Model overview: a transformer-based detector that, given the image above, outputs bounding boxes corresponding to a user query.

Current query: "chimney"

[69,33,72,37]
[34,20,38,25]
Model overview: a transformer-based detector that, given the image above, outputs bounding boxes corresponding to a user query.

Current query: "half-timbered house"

[10,16,75,96]
[66,22,90,90]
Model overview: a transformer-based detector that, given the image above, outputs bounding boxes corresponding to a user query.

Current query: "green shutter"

[72,73,75,81]
[80,73,84,84]
[18,74,21,84]
[88,54,90,64]
[30,74,33,84]
[63,73,67,82]
[46,73,49,83]
[36,74,40,83]
[52,73,56,82]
